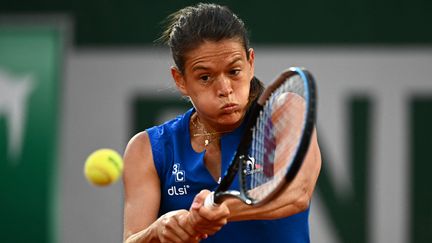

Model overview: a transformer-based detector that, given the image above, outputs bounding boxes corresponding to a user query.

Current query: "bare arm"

[123,131,161,242]
[224,128,322,221]
[123,132,198,243]
[123,132,230,242]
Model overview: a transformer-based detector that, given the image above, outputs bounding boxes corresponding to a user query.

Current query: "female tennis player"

[123,3,321,243]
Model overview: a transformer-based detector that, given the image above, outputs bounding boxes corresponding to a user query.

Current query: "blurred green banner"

[0,24,63,242]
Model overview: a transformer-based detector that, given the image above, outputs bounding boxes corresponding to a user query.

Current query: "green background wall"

[1,0,432,45]
[2,1,431,243]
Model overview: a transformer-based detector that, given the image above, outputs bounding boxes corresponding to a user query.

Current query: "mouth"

[221,103,239,112]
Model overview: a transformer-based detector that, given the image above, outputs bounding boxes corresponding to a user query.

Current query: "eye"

[200,75,210,82]
[229,69,241,76]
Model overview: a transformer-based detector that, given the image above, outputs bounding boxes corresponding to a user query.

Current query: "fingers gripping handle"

[204,191,216,208]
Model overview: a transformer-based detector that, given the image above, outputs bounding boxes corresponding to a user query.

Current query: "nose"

[217,76,233,97]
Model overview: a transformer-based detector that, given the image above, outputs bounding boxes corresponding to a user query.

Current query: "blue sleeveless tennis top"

[146,108,310,243]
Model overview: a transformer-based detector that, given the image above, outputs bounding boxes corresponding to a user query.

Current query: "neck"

[191,113,232,147]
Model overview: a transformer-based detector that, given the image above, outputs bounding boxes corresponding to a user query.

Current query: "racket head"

[213,67,317,206]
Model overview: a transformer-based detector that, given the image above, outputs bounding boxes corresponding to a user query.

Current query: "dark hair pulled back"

[161,3,263,103]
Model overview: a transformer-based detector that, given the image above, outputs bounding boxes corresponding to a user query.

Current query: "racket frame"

[212,67,317,206]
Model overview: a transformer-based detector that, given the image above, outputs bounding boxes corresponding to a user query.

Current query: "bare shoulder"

[125,131,151,155]
[123,131,156,181]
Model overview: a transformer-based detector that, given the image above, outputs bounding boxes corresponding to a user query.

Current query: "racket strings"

[247,75,307,200]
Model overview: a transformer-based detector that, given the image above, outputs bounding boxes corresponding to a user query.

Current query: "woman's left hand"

[186,190,230,237]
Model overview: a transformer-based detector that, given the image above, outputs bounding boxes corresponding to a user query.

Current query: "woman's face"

[172,39,255,130]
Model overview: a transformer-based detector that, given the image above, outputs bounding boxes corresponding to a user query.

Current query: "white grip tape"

[204,191,215,208]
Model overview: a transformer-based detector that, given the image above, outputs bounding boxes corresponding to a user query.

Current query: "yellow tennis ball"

[84,148,124,186]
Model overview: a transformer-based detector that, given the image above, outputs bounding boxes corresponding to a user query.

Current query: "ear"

[171,66,188,96]
[247,48,255,80]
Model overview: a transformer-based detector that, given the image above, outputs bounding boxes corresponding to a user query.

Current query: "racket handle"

[204,191,216,208]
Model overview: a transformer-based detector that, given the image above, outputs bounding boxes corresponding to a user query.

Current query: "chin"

[218,110,244,126]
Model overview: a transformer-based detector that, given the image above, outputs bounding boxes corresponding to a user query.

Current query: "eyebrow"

[191,56,244,72]
[191,65,209,72]
[228,57,244,66]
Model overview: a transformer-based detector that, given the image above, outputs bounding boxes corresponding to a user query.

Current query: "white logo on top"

[172,163,185,182]
[168,163,189,196]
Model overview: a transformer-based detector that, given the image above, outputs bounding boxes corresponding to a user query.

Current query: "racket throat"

[214,190,253,205]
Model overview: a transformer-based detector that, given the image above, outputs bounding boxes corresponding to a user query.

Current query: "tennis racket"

[204,67,317,207]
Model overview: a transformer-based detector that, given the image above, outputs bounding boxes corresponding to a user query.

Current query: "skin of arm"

[123,132,231,243]
[196,128,322,222]
[123,132,197,243]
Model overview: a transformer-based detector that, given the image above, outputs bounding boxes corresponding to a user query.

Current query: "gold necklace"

[191,114,231,147]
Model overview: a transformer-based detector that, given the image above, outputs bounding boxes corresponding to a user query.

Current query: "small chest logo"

[167,185,190,196]
[172,163,185,182]
[168,163,190,196]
